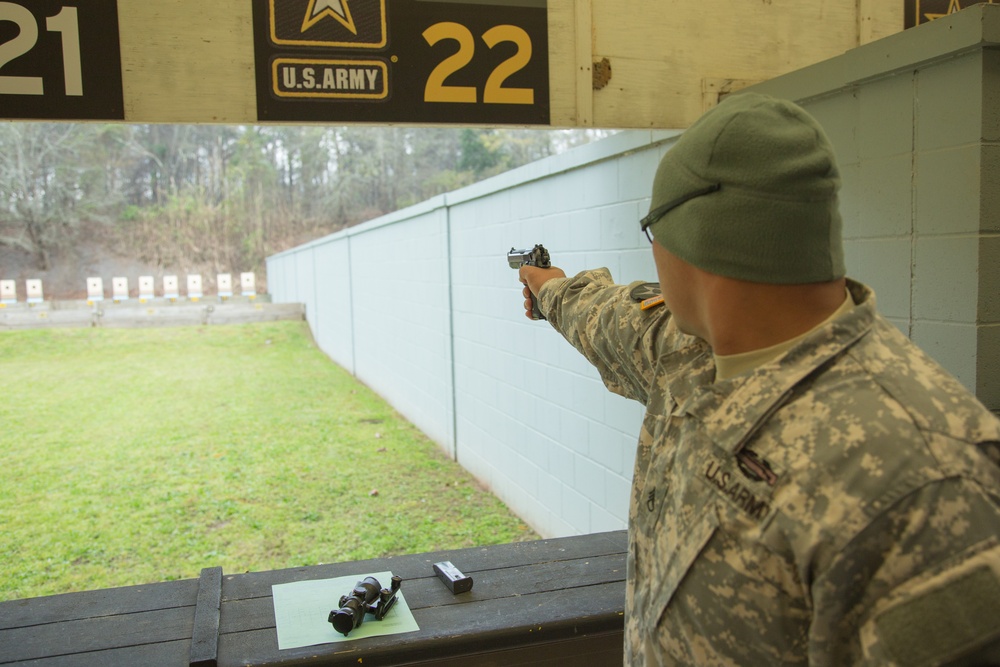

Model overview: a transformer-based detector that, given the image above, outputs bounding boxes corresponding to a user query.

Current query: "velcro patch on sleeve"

[874,564,1000,666]
[629,282,661,303]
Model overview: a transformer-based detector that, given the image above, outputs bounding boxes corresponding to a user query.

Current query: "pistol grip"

[530,293,545,321]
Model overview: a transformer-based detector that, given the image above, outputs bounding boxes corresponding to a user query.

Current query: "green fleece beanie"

[646,92,845,284]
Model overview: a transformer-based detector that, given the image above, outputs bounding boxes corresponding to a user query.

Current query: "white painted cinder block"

[294,250,316,321]
[273,122,972,538]
[311,241,354,372]
[349,211,454,451]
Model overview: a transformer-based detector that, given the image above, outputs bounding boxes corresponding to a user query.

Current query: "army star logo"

[269,0,386,48]
[923,0,964,20]
[303,0,358,35]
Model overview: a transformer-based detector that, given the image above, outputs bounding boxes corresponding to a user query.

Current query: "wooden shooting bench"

[0,531,626,666]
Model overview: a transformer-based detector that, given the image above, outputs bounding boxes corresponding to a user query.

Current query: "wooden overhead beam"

[1,0,905,128]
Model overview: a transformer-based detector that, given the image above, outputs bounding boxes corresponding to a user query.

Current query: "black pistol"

[328,575,402,637]
[508,244,551,320]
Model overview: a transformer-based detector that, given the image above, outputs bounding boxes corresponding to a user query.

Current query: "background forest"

[0,124,609,297]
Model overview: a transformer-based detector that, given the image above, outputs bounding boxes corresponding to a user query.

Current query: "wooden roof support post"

[189,566,223,667]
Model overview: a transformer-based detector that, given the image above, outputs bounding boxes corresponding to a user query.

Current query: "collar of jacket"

[670,279,876,455]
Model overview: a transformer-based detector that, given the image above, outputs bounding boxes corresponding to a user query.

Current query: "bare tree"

[0,124,108,270]
[0,123,615,277]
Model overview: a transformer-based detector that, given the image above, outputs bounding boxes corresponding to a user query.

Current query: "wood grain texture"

[118,1,256,123]
[0,531,628,667]
[190,567,223,667]
[588,0,904,127]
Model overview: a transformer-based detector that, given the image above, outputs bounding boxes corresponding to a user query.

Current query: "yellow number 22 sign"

[253,0,550,125]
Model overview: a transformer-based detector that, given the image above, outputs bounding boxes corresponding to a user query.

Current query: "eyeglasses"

[640,183,721,243]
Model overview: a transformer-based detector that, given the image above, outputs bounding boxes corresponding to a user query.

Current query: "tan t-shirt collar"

[714,290,855,382]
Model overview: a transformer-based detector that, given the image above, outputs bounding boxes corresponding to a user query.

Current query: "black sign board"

[905,0,997,28]
[253,0,550,125]
[0,0,123,120]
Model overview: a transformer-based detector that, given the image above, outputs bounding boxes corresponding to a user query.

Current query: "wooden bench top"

[0,530,626,666]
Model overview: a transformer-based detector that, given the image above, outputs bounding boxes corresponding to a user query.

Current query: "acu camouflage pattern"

[538,268,1000,666]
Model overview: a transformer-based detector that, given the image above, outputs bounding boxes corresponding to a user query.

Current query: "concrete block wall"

[268,131,681,537]
[751,3,1000,411]
[268,6,1000,537]
[271,201,456,451]
[443,133,674,537]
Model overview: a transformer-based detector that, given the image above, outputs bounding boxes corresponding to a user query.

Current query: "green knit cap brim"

[648,93,845,285]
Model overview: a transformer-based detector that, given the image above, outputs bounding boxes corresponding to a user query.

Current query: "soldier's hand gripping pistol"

[508,244,551,320]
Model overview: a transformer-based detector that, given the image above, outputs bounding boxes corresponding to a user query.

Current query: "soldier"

[518,93,1000,665]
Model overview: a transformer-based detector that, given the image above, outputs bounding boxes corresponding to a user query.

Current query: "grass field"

[0,321,535,602]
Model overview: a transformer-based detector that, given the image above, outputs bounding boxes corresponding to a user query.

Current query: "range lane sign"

[0,0,123,120]
[253,0,550,125]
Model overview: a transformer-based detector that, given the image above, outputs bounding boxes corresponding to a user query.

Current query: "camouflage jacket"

[538,268,1000,666]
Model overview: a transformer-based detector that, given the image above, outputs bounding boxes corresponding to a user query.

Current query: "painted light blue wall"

[268,131,678,537]
[749,4,1000,412]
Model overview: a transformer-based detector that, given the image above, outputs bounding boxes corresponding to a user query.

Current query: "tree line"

[0,124,609,275]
